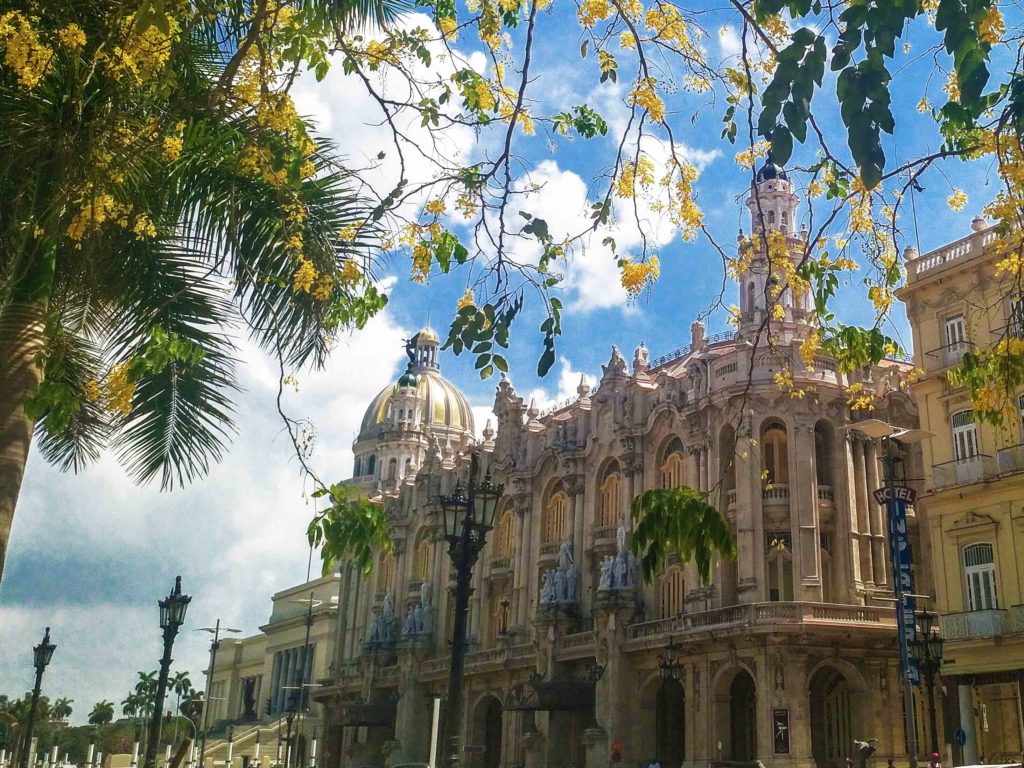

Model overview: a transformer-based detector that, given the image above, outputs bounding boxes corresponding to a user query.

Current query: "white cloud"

[0,306,411,720]
[525,356,595,411]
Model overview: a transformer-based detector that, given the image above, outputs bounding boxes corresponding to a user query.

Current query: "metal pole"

[144,623,180,768]
[17,667,44,768]
[925,661,940,756]
[199,621,221,768]
[883,437,919,767]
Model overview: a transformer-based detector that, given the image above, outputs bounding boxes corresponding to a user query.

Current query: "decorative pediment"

[947,510,998,533]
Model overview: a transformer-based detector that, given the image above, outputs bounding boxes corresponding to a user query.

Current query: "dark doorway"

[482,697,502,768]
[656,679,685,768]
[729,670,757,761]
[810,667,853,768]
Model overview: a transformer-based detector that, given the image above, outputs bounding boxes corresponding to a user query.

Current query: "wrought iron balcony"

[940,609,1013,640]
[997,444,1024,473]
[932,455,998,489]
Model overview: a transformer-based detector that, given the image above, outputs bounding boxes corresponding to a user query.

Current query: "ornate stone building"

[314,165,927,768]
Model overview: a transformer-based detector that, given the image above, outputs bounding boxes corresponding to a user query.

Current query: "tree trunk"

[0,300,46,584]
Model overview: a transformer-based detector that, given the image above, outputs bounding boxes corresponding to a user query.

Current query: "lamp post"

[911,609,945,756]
[282,695,299,768]
[195,621,241,768]
[436,451,503,768]
[17,628,56,768]
[143,577,191,768]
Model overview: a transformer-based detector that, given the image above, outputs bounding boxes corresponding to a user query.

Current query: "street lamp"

[437,451,503,768]
[17,628,56,768]
[657,642,683,682]
[282,695,299,768]
[143,577,191,768]
[911,609,945,756]
[195,621,241,768]
[849,419,933,768]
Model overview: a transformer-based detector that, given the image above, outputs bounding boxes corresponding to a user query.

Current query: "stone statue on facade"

[540,570,556,603]
[633,342,649,374]
[402,605,417,636]
[598,556,614,590]
[598,524,638,592]
[602,345,628,379]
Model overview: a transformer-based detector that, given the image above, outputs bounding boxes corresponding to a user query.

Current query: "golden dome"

[416,326,439,343]
[357,370,474,442]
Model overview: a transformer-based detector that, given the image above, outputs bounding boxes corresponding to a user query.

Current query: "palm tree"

[121,693,144,720]
[51,698,72,723]
[0,0,405,584]
[87,701,114,727]
[167,672,192,744]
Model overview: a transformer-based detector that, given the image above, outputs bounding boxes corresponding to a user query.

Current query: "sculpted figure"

[598,556,614,590]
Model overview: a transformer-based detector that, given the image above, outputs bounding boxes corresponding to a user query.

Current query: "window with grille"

[766,531,793,602]
[543,492,567,543]
[598,468,621,528]
[951,410,979,462]
[660,445,686,489]
[496,509,515,558]
[945,314,967,350]
[659,567,686,618]
[413,538,432,580]
[1010,296,1024,337]
[964,543,998,611]
[378,552,395,595]
[761,422,789,483]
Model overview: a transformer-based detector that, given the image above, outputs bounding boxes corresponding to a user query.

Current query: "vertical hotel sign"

[873,485,920,686]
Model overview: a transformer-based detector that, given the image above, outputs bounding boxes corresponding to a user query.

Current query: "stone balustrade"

[909,228,999,282]
[940,609,1014,640]
[625,601,894,644]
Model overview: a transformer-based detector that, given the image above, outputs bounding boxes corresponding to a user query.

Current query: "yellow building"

[899,218,1024,764]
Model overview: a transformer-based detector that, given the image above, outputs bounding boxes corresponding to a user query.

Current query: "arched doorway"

[729,670,757,761]
[656,679,685,768]
[474,696,502,768]
[810,667,854,768]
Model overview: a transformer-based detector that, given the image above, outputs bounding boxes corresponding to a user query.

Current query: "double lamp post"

[435,451,503,768]
[142,576,192,768]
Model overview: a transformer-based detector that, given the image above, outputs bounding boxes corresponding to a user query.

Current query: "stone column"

[791,421,821,601]
[512,510,526,628]
[863,441,888,588]
[852,438,874,589]
[593,603,642,765]
[516,497,533,628]
[836,434,861,601]
[699,447,709,493]
[735,435,758,603]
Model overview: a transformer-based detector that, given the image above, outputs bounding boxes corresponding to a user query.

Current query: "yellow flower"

[312,273,334,301]
[578,0,610,28]
[338,223,360,242]
[0,12,53,89]
[620,256,660,296]
[425,198,447,216]
[979,5,1005,45]
[943,71,960,102]
[627,77,665,123]
[104,361,136,418]
[340,260,362,284]
[412,243,431,283]
[619,31,636,49]
[948,189,968,212]
[439,16,458,40]
[57,23,86,51]
[457,288,476,310]
[293,258,317,294]
[83,379,101,403]
[806,180,823,198]
[132,214,156,238]
[162,135,183,162]
[734,139,770,170]
[916,96,931,114]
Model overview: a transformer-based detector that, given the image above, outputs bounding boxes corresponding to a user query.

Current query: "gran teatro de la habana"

[211,165,936,768]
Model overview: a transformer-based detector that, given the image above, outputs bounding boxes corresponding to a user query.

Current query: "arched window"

[766,532,793,602]
[353,456,362,477]
[659,566,686,619]
[761,421,789,484]
[660,438,686,489]
[543,490,567,544]
[404,458,413,478]
[820,533,833,603]
[598,462,622,528]
[747,282,756,312]
[951,410,979,462]
[496,509,516,558]
[378,552,395,595]
[387,458,398,482]
[413,538,432,581]
[814,423,832,486]
[768,210,776,224]
[964,543,997,611]
[367,454,377,477]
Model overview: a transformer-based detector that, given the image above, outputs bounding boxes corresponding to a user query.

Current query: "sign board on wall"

[773,709,790,754]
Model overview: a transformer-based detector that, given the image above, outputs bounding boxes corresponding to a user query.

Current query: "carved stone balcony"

[940,609,1013,640]
[997,444,1024,473]
[932,455,998,490]
[624,601,894,646]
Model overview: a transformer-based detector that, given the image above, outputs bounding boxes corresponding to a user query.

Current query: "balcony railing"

[726,489,737,508]
[998,444,1024,473]
[625,601,893,642]
[940,609,1013,640]
[1012,605,1024,634]
[932,455,998,489]
[817,485,834,503]
[762,483,790,502]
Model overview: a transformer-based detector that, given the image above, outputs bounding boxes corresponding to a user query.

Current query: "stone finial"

[691,319,706,348]
[577,373,591,398]
[633,341,649,374]
[527,397,539,420]
[971,215,987,232]
[903,245,918,261]
[482,418,495,441]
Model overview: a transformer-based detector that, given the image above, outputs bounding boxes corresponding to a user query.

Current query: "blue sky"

[0,4,1012,720]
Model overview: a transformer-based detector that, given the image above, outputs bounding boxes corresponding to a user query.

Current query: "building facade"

[314,166,927,768]
[899,220,1024,764]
